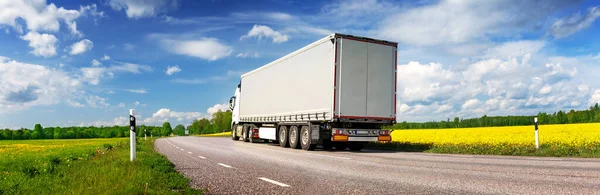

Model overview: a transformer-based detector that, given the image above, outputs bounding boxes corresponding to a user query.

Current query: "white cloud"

[236,52,260,58]
[461,99,481,110]
[550,6,600,38]
[241,24,289,43]
[0,0,83,34]
[81,116,128,127]
[165,65,181,75]
[376,0,571,46]
[124,89,147,94]
[207,103,229,115]
[0,57,82,112]
[20,32,58,57]
[101,54,111,60]
[396,48,596,121]
[85,95,109,108]
[141,103,228,125]
[80,67,106,85]
[118,102,125,107]
[109,62,153,74]
[159,38,232,60]
[108,0,179,19]
[79,62,152,85]
[91,59,102,67]
[70,39,94,55]
[592,90,600,105]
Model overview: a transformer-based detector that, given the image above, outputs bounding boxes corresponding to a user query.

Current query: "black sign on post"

[129,115,136,133]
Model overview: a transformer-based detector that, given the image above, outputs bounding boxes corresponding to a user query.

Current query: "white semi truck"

[229,33,397,151]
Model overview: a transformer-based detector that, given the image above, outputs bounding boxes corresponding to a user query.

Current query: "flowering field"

[384,123,600,157]
[199,131,231,137]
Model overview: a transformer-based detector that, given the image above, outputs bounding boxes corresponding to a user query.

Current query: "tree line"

[392,103,600,129]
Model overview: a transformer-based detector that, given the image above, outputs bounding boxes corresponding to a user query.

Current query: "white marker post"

[534,117,539,149]
[144,129,147,140]
[129,109,136,161]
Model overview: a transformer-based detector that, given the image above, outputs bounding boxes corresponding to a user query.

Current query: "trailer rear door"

[336,37,396,120]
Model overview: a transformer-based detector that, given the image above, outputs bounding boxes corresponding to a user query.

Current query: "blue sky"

[1,0,600,129]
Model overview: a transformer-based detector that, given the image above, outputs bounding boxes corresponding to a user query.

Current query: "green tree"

[162,122,172,136]
[32,124,44,139]
[174,124,185,136]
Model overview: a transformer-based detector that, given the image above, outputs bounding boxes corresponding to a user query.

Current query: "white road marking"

[180,149,184,151]
[198,156,206,159]
[176,147,179,149]
[305,153,351,160]
[188,152,192,154]
[217,163,233,168]
[258,177,290,187]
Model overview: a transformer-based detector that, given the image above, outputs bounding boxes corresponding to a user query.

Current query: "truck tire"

[348,142,364,151]
[300,126,316,150]
[242,127,249,142]
[278,126,289,147]
[334,142,348,151]
[231,125,239,141]
[289,126,300,149]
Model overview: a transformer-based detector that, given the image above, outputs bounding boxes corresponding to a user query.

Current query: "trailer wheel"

[242,127,249,142]
[289,126,300,149]
[334,142,348,151]
[231,124,240,141]
[278,126,289,148]
[300,126,316,150]
[348,142,364,151]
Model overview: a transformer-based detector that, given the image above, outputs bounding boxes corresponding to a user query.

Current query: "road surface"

[155,136,600,194]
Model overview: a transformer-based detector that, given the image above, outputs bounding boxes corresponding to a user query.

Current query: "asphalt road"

[155,136,600,195]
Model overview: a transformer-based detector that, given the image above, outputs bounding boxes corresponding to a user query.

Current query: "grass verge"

[0,138,202,194]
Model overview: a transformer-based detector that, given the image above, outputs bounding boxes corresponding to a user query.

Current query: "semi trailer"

[229,33,397,151]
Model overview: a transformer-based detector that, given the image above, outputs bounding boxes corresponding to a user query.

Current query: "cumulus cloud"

[85,95,109,108]
[159,38,232,60]
[108,0,179,19]
[396,50,593,121]
[91,59,102,67]
[550,6,600,38]
[19,32,58,58]
[0,57,82,112]
[236,52,260,58]
[81,116,129,127]
[376,0,572,46]
[141,103,229,125]
[70,39,93,55]
[0,0,83,34]
[592,90,600,105]
[165,65,181,75]
[101,54,111,60]
[241,24,289,43]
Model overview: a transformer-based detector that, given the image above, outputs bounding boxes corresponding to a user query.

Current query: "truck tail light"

[252,129,259,138]
[334,129,347,135]
[379,130,390,136]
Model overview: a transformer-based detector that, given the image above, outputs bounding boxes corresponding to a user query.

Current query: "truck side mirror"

[229,96,235,110]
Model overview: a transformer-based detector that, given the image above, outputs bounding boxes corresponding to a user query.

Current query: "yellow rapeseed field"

[200,132,231,137]
[391,123,600,147]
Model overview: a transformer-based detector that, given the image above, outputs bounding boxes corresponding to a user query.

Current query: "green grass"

[0,138,202,194]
